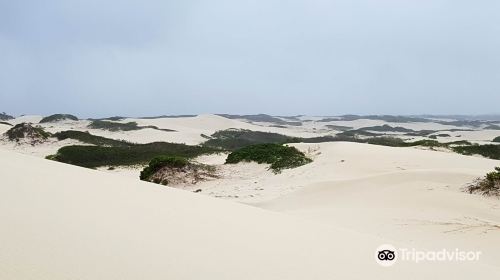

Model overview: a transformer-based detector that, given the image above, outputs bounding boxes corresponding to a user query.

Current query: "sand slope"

[2,148,500,279]
[257,143,500,268]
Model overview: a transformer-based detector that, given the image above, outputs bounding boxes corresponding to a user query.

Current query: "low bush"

[49,142,217,168]
[452,144,500,160]
[325,125,353,131]
[226,143,311,173]
[218,114,302,126]
[88,120,175,132]
[5,123,51,141]
[0,112,14,120]
[140,156,189,180]
[39,114,78,123]
[88,120,143,131]
[493,136,500,143]
[203,129,297,150]
[53,130,130,147]
[359,124,414,133]
[466,167,500,196]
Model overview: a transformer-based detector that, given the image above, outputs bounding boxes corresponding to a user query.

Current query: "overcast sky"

[1,0,499,117]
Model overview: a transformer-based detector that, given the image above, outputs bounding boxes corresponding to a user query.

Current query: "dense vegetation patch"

[319,115,432,123]
[140,115,197,119]
[359,124,414,133]
[225,143,312,173]
[140,156,189,181]
[218,114,302,126]
[203,129,297,150]
[452,144,500,160]
[466,167,500,196]
[493,136,500,143]
[139,156,218,186]
[88,120,143,131]
[90,116,126,121]
[53,130,130,147]
[5,123,51,142]
[325,124,353,131]
[0,112,14,120]
[336,129,381,137]
[88,120,175,132]
[39,114,78,123]
[48,142,217,168]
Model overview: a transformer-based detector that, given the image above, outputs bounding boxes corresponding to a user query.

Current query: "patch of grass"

[225,143,311,173]
[49,142,217,168]
[485,124,500,130]
[452,144,500,160]
[218,114,302,126]
[91,116,126,121]
[493,136,500,143]
[203,129,297,150]
[325,124,353,131]
[140,156,189,180]
[5,123,51,141]
[140,115,197,119]
[332,115,432,123]
[405,130,438,136]
[88,120,175,132]
[0,112,14,120]
[466,167,500,196]
[53,130,130,147]
[88,120,143,131]
[336,129,381,137]
[359,124,415,133]
[436,120,485,128]
[39,114,78,123]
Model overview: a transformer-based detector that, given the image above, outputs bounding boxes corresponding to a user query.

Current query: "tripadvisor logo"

[375,244,482,267]
[375,244,397,267]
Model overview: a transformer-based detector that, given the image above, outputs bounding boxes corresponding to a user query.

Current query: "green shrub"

[485,125,500,130]
[88,120,175,132]
[226,143,311,173]
[49,142,217,168]
[0,112,14,120]
[203,129,297,150]
[39,114,78,123]
[53,130,130,147]
[218,114,302,126]
[366,137,408,147]
[493,136,500,143]
[140,156,189,180]
[88,120,143,131]
[452,144,500,160]
[466,167,500,196]
[5,123,51,141]
[358,124,414,133]
[325,125,353,131]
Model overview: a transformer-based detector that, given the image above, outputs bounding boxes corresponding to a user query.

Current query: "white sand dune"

[121,114,327,144]
[191,142,498,202]
[2,148,500,279]
[255,144,500,269]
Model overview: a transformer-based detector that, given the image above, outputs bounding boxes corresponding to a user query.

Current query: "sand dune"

[2,148,500,279]
[255,144,500,268]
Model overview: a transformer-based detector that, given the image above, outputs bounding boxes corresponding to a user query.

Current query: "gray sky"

[1,0,499,118]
